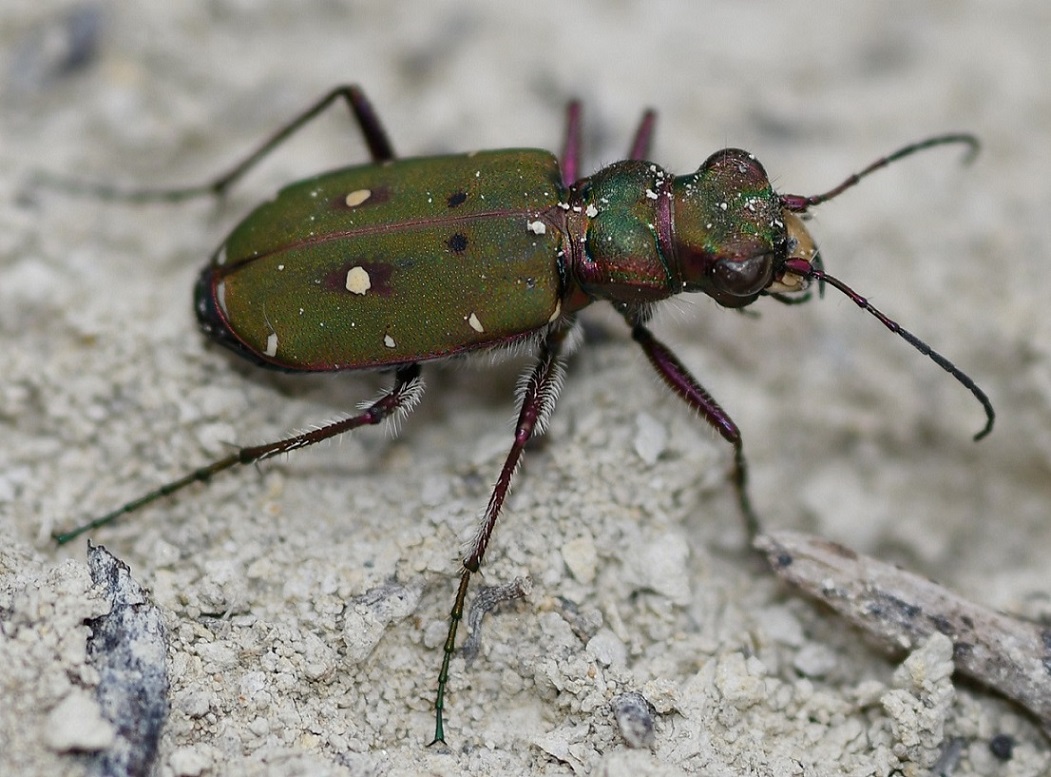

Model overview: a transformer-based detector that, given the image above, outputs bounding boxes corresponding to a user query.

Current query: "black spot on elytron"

[447,191,468,208]
[447,233,469,254]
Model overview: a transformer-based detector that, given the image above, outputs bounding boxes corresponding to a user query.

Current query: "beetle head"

[670,149,814,308]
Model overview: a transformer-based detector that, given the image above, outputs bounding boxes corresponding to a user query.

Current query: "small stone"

[44,691,115,752]
[561,534,598,584]
[633,412,667,465]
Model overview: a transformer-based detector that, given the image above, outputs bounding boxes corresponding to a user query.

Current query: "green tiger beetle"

[46,85,994,744]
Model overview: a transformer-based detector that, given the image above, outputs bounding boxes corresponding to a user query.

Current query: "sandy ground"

[3,2,1051,775]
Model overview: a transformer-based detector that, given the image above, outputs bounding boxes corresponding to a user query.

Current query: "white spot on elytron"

[467,312,484,333]
[720,202,728,211]
[344,189,371,208]
[277,264,285,271]
[547,299,562,323]
[645,189,658,200]
[215,245,227,266]
[265,332,278,357]
[384,333,396,348]
[585,203,598,218]
[527,220,546,235]
[345,266,371,295]
[216,281,228,316]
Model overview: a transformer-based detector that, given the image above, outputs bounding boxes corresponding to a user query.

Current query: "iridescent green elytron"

[206,151,565,369]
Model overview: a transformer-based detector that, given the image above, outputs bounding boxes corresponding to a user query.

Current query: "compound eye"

[710,254,774,297]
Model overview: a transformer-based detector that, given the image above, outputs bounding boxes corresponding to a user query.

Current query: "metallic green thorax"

[574,160,676,303]
[200,150,566,370]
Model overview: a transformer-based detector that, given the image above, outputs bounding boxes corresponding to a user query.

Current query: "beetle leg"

[763,289,814,305]
[627,109,657,161]
[627,321,760,541]
[560,102,657,183]
[195,85,397,197]
[52,364,424,544]
[560,100,582,186]
[431,321,573,746]
[34,85,396,202]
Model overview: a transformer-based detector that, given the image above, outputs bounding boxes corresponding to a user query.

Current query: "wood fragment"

[756,530,1051,737]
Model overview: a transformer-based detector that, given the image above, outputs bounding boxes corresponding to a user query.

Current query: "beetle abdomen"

[197,150,569,370]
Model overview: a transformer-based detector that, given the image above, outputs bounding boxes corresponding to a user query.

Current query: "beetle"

[48,85,994,744]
